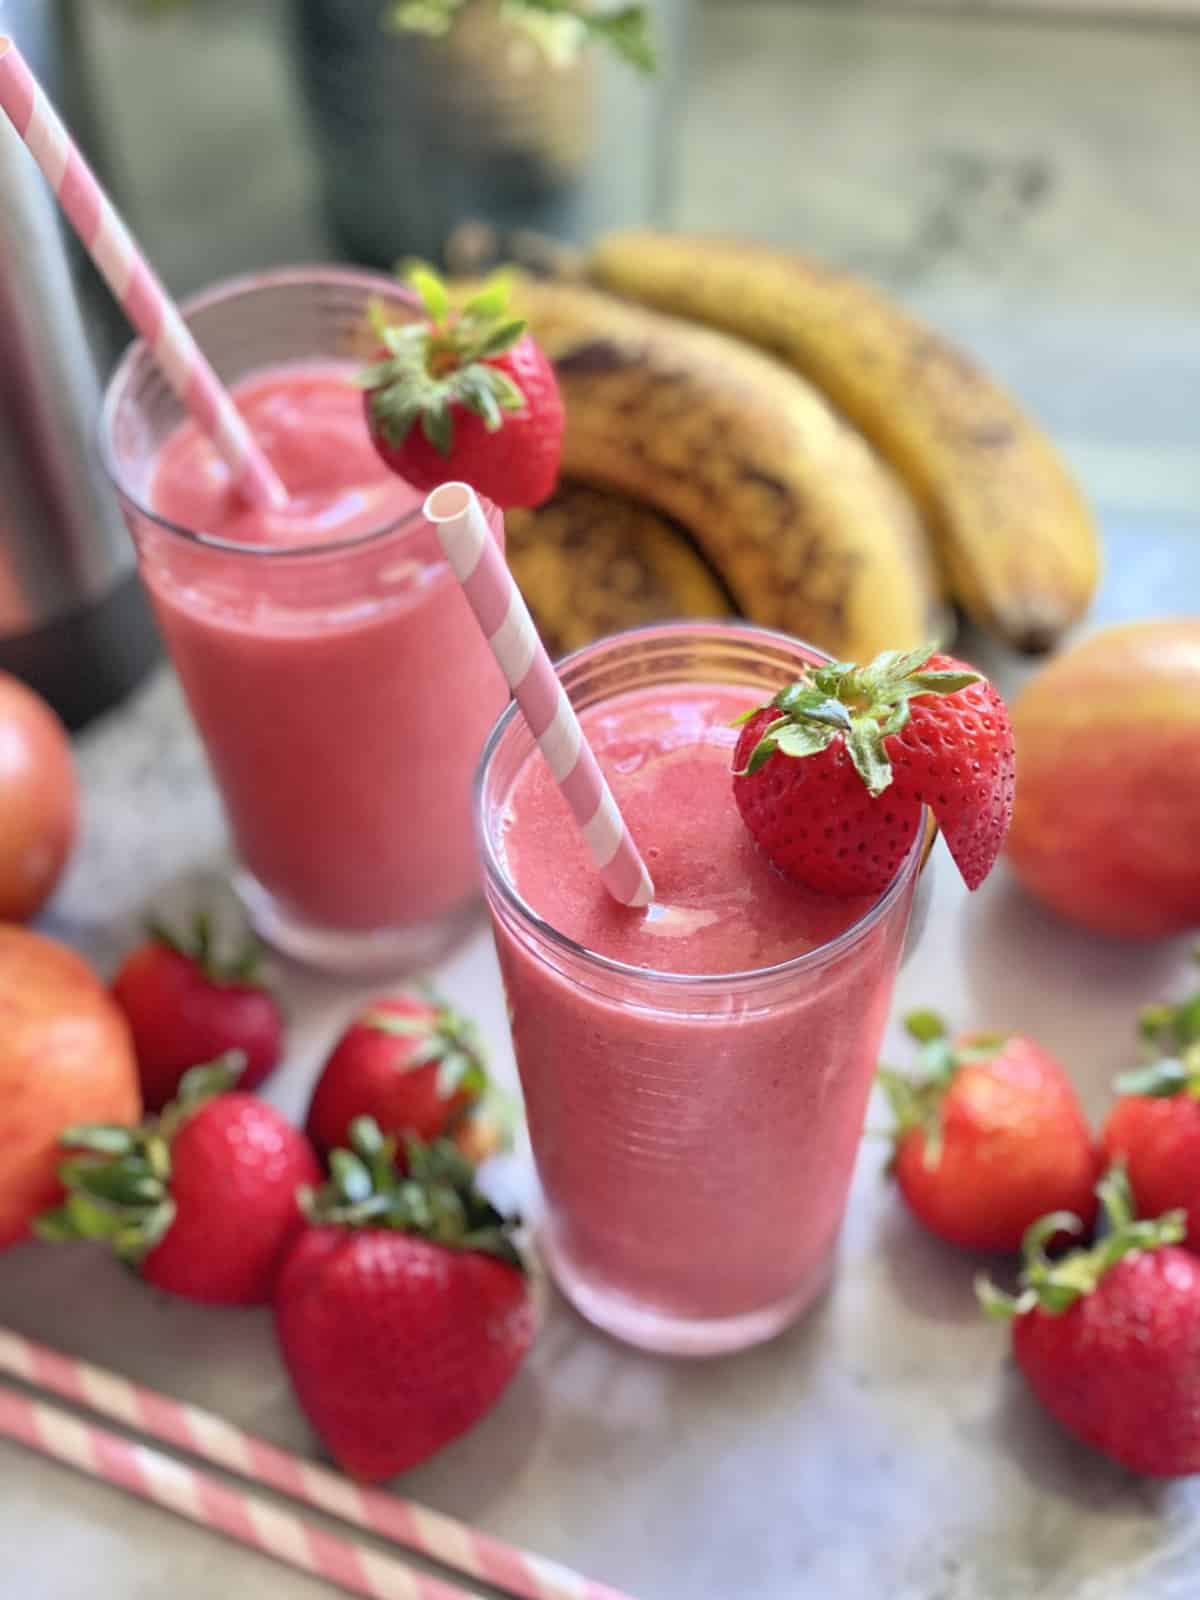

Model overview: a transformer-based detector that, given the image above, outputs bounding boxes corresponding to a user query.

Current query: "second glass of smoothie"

[101,268,509,973]
[476,622,924,1357]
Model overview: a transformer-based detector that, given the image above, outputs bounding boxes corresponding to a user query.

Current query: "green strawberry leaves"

[360,266,530,456]
[34,1053,243,1263]
[1119,959,1200,1099]
[735,644,980,797]
[148,909,264,986]
[1116,1051,1200,1100]
[1138,956,1200,1059]
[385,0,656,73]
[361,1002,490,1103]
[878,1011,1007,1170]
[303,1118,523,1270]
[977,1165,1187,1320]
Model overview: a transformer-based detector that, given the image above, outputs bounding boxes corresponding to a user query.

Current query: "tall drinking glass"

[476,622,923,1356]
[101,268,508,973]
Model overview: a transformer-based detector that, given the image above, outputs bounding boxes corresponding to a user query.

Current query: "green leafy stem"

[387,1,656,73]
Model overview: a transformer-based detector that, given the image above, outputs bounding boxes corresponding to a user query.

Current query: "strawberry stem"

[301,1117,523,1270]
[359,265,529,458]
[976,1164,1187,1320]
[147,910,265,988]
[361,1001,489,1103]
[1116,1046,1200,1100]
[735,645,980,796]
[878,1012,1007,1170]
[35,1054,243,1262]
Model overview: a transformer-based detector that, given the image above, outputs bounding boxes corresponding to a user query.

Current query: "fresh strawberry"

[1102,1054,1200,1255]
[37,1058,321,1305]
[112,912,284,1112]
[275,1119,534,1482]
[979,1168,1200,1477]
[305,993,488,1160]
[879,1012,1098,1253]
[359,266,564,509]
[732,645,1015,896]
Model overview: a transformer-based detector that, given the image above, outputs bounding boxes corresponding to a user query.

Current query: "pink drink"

[102,269,508,972]
[477,624,922,1355]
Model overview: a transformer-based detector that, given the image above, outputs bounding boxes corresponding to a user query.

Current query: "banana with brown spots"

[506,482,733,659]
[501,278,947,664]
[588,231,1099,652]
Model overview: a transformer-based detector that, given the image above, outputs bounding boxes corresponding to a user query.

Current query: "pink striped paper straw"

[0,1382,478,1600]
[0,1328,633,1600]
[424,483,654,909]
[0,35,286,511]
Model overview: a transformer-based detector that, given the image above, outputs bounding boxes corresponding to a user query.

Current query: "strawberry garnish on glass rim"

[731,643,1015,897]
[357,265,564,509]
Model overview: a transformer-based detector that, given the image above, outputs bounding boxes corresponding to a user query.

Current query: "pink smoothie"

[143,364,508,933]
[489,681,916,1343]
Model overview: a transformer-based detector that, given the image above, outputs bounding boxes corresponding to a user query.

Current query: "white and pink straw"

[424,484,655,910]
[0,1327,633,1600]
[0,35,286,511]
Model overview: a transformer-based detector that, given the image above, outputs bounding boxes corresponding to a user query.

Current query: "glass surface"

[102,267,508,974]
[477,621,924,1355]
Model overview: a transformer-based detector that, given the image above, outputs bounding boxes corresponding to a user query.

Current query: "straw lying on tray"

[0,1328,633,1600]
[0,1383,477,1600]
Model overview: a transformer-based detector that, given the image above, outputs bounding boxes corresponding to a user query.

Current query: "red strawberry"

[732,645,1015,896]
[305,993,488,1160]
[275,1120,534,1482]
[880,1012,1098,1253]
[980,1169,1200,1476]
[37,1058,321,1305]
[112,912,284,1112]
[1102,1055,1200,1255]
[360,266,564,510]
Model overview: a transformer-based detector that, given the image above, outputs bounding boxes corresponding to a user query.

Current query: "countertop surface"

[4,536,1198,1600]
[4,3,1200,1597]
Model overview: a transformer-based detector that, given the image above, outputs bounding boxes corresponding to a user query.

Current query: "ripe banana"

[500,277,946,664]
[588,230,1100,652]
[506,481,733,659]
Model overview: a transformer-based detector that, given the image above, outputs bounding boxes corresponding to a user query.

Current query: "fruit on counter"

[1006,619,1200,939]
[587,229,1100,653]
[731,645,1015,896]
[360,266,564,508]
[980,1169,1200,1476]
[506,481,732,658]
[111,912,285,1112]
[0,926,140,1249]
[38,1058,321,1305]
[275,1119,534,1482]
[879,1013,1098,1253]
[1102,1053,1200,1255]
[305,992,490,1160]
[498,276,945,663]
[0,671,79,921]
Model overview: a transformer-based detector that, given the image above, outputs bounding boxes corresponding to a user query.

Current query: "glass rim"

[97,263,426,560]
[474,619,927,991]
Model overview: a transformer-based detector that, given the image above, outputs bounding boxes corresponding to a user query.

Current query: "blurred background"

[73,0,1199,584]
[4,0,1198,727]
